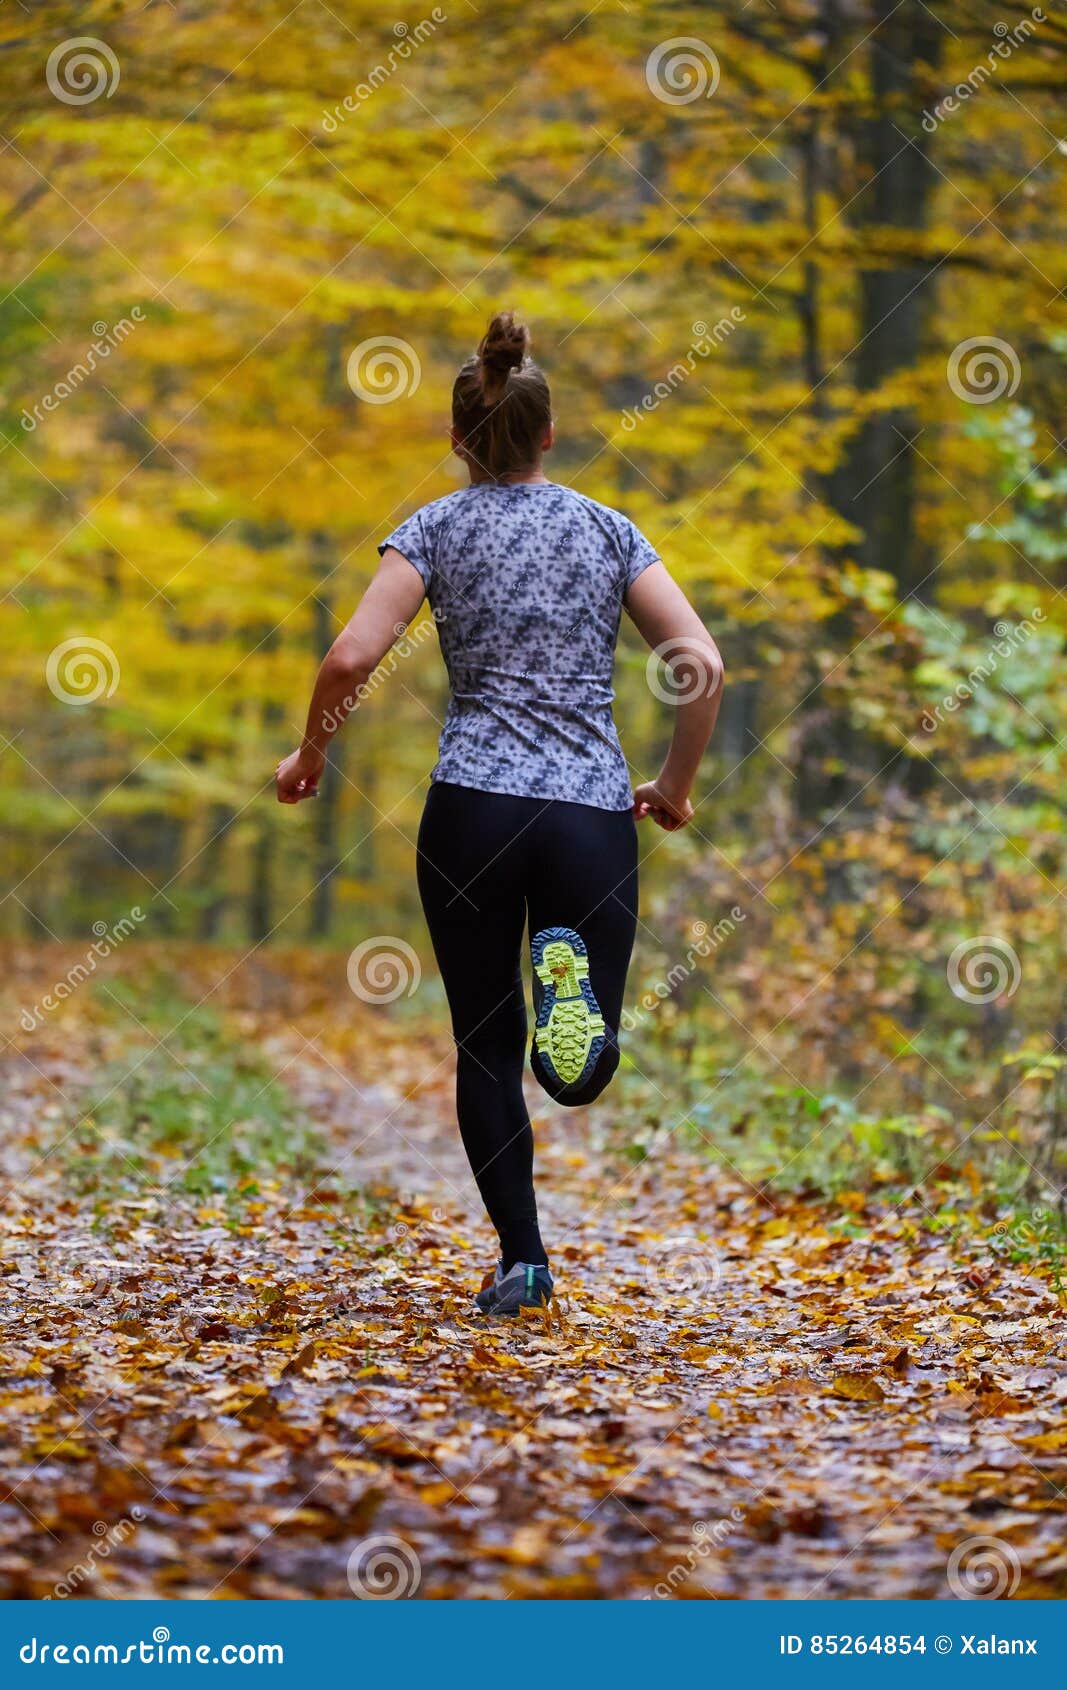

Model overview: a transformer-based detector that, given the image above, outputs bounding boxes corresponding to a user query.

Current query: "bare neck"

[468,464,549,486]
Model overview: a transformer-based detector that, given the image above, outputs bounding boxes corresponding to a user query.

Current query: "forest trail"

[0,949,1064,1600]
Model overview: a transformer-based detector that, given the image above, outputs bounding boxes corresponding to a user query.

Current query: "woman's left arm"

[276,547,426,803]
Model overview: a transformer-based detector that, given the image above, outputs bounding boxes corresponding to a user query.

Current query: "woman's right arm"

[275,548,425,803]
[624,561,724,831]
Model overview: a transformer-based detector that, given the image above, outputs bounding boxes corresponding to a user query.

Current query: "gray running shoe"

[475,1260,553,1314]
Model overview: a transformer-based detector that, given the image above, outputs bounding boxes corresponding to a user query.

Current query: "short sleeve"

[622,518,660,590]
[378,507,433,590]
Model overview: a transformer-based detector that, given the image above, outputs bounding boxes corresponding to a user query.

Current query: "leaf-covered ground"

[1,947,1064,1600]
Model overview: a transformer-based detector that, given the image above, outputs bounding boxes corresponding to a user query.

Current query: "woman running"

[277,312,723,1313]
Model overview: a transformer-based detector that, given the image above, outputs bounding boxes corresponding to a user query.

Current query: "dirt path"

[1,954,1064,1599]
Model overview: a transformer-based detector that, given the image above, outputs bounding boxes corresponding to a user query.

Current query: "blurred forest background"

[1,0,1065,1215]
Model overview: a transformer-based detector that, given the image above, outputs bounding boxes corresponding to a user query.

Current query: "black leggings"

[417,782,638,1268]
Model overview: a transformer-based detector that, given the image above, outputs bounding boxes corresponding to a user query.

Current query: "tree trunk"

[197,803,236,939]
[247,814,273,943]
[829,0,944,595]
[795,0,943,829]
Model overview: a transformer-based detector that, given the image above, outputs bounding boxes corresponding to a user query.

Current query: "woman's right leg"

[416,782,548,1269]
[527,800,638,1106]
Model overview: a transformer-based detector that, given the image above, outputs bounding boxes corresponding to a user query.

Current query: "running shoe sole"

[531,925,606,1090]
[477,1261,553,1315]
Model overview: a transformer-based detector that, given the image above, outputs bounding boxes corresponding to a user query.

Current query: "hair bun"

[478,310,530,383]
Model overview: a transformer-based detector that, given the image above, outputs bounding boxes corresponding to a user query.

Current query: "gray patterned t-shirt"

[379,482,659,810]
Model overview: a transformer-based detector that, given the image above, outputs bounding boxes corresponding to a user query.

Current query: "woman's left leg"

[417,782,547,1270]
